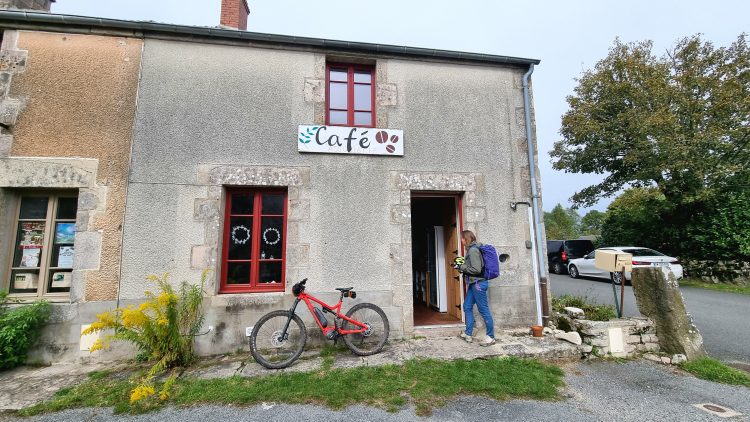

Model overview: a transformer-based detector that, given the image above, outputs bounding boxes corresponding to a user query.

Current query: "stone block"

[580,344,593,353]
[632,267,706,360]
[555,331,582,345]
[0,98,22,126]
[641,334,658,343]
[643,353,661,363]
[288,199,310,221]
[390,205,411,224]
[72,231,102,270]
[286,244,310,267]
[660,356,671,364]
[0,133,11,157]
[564,306,585,319]
[671,354,687,365]
[636,343,660,353]
[194,198,220,221]
[303,78,324,103]
[627,335,642,344]
[190,245,214,270]
[377,83,398,106]
[464,207,486,223]
[589,338,609,347]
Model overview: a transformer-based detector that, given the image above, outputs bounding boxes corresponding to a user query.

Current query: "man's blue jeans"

[464,280,495,338]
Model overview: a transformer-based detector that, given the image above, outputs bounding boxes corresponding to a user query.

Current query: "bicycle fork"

[278,298,301,343]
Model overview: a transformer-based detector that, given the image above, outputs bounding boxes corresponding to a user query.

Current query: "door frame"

[410,191,465,324]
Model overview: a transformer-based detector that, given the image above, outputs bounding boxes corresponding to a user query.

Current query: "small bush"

[0,290,52,370]
[82,270,208,402]
[552,294,616,321]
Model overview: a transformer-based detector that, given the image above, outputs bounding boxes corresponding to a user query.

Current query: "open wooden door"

[444,200,462,320]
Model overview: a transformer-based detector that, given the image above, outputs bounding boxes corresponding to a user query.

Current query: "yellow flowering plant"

[82,269,209,403]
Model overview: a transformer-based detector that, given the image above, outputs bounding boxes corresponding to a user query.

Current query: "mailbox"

[595,249,633,272]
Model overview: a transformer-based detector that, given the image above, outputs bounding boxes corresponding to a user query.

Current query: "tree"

[579,210,605,236]
[551,34,750,208]
[599,188,671,251]
[544,204,580,240]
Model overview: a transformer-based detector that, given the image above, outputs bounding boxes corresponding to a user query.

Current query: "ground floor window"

[6,193,78,297]
[221,188,287,293]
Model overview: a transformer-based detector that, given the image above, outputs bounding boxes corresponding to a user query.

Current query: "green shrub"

[82,271,208,402]
[0,290,52,370]
[552,294,616,321]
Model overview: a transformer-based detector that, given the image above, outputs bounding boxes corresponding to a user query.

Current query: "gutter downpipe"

[522,64,550,326]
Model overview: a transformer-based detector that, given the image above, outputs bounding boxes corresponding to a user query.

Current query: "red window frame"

[325,63,376,128]
[220,188,288,293]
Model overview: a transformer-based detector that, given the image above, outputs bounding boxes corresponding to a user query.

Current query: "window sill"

[5,295,70,304]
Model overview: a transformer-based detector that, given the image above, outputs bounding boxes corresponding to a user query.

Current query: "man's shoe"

[459,332,473,343]
[479,336,496,347]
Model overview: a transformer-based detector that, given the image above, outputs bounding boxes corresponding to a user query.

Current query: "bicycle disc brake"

[270,330,287,347]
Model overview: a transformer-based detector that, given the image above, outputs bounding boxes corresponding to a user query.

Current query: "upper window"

[7,194,78,297]
[326,63,376,127]
[221,189,287,293]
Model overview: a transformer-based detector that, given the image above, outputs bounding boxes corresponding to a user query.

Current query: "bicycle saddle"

[335,287,354,292]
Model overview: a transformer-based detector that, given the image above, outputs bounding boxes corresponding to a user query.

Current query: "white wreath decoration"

[263,227,281,245]
[231,225,251,245]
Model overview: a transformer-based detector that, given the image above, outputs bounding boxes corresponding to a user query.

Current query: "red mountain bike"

[249,278,390,369]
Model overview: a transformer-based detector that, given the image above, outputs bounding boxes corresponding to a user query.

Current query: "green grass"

[18,357,565,417]
[679,357,750,387]
[552,294,616,321]
[679,279,750,295]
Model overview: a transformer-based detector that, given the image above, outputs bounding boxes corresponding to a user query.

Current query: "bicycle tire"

[342,302,390,356]
[250,310,307,369]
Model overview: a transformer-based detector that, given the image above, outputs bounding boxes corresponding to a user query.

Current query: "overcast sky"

[53,0,750,213]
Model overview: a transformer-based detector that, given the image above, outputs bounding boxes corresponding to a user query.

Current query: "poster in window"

[51,272,72,288]
[57,246,74,268]
[55,223,76,244]
[20,247,41,268]
[20,222,45,248]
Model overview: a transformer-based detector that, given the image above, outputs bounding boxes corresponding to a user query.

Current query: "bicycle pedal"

[326,330,340,340]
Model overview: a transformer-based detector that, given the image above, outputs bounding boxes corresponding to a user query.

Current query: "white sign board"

[298,125,404,156]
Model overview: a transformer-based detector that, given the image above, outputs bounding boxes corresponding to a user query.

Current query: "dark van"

[546,239,595,275]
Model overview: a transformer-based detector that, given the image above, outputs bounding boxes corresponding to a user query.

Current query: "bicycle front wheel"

[250,310,307,369]
[342,302,390,356]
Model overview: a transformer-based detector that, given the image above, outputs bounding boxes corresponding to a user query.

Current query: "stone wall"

[684,259,749,285]
[573,318,659,358]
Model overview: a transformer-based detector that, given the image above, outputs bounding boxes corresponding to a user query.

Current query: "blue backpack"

[473,244,501,280]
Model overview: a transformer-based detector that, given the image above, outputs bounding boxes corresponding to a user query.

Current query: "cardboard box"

[595,250,633,272]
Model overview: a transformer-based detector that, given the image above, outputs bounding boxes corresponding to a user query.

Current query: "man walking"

[453,230,496,346]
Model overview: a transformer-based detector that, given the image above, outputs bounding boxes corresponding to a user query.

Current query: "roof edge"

[0,10,541,66]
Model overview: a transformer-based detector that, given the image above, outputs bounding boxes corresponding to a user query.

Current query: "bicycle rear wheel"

[250,310,307,369]
[342,302,390,356]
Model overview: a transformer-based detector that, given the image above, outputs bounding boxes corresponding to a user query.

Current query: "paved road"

[549,273,750,366]
[5,361,748,421]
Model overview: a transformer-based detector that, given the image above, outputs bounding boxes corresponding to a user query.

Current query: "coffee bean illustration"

[386,145,395,153]
[390,134,399,144]
[375,130,389,143]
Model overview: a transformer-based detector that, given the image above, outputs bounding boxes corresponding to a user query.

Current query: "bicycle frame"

[281,291,368,340]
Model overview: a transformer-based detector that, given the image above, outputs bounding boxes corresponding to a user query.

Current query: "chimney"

[220,0,250,31]
[0,0,54,12]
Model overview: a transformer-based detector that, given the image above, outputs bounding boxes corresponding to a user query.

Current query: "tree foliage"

[552,34,749,208]
[579,210,605,236]
[544,204,580,240]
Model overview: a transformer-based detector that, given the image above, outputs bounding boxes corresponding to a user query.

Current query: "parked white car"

[567,247,683,284]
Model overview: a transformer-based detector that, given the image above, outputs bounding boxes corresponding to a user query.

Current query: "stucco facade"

[119,39,542,355]
[0,29,142,361]
[0,11,546,362]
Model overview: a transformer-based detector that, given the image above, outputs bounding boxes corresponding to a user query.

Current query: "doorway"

[411,194,463,326]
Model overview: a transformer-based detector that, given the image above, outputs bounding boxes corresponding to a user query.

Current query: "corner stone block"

[303,78,324,103]
[391,205,411,224]
[191,245,215,270]
[0,98,21,126]
[286,244,310,267]
[288,199,310,221]
[465,207,486,223]
[73,231,102,270]
[194,198,220,221]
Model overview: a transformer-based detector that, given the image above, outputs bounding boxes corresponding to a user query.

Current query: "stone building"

[0,1,548,362]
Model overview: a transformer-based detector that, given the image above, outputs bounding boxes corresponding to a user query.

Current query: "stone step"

[412,324,464,339]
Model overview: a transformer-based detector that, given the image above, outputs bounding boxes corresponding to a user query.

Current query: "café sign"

[298,125,404,156]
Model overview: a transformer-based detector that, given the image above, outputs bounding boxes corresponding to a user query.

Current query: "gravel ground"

[3,360,747,421]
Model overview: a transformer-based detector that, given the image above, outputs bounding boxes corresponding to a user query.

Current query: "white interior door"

[434,226,447,312]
